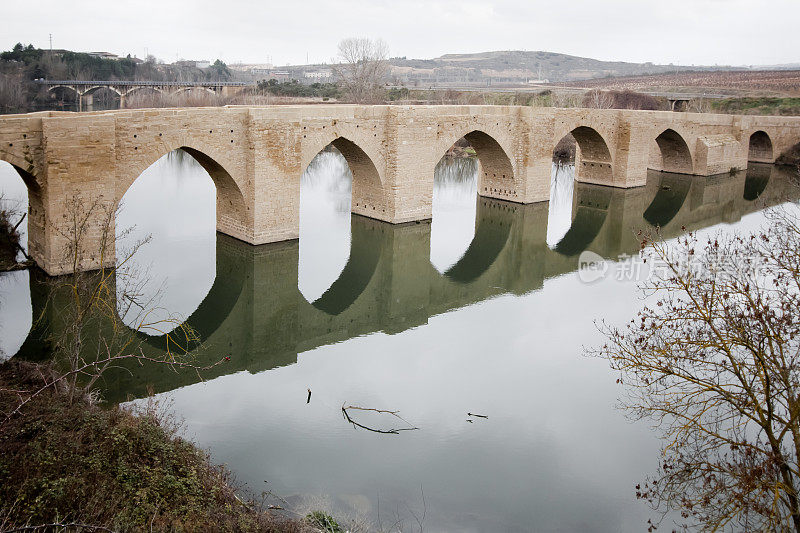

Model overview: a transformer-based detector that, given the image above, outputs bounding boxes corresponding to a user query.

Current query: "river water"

[0,153,796,531]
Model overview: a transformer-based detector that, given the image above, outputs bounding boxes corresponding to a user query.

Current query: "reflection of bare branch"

[405,485,426,533]
[341,404,418,435]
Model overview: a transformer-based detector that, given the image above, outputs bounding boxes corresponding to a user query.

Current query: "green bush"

[305,511,343,532]
[257,79,341,99]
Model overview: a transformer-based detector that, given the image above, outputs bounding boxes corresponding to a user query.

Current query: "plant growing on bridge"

[593,206,800,531]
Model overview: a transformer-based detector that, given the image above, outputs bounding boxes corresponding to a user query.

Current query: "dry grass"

[0,360,312,532]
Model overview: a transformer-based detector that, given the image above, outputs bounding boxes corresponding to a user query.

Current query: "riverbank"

[0,360,311,532]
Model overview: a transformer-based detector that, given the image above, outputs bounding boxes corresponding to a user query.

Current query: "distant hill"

[387,50,736,86]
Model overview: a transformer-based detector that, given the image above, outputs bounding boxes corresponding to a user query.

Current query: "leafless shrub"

[582,89,662,110]
[1,195,224,423]
[0,68,28,114]
[124,89,224,109]
[609,90,662,110]
[592,206,800,531]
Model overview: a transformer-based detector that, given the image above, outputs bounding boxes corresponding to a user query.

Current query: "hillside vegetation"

[388,50,729,85]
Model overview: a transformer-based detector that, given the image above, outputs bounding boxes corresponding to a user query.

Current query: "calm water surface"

[0,154,795,531]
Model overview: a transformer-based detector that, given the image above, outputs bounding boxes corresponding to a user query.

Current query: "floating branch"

[467,412,488,419]
[341,404,419,435]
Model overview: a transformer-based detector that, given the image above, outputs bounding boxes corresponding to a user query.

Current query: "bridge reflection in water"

[14,164,799,402]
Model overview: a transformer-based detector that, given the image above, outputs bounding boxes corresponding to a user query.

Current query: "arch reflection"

[744,163,772,201]
[552,184,612,257]
[11,166,800,402]
[444,198,513,283]
[643,173,693,227]
[311,215,383,315]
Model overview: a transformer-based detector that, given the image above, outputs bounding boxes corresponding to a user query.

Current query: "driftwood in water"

[341,404,419,435]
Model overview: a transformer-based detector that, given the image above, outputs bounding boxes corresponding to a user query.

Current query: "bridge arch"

[117,145,249,243]
[435,129,516,199]
[0,156,45,264]
[46,85,80,109]
[0,147,39,183]
[302,135,388,218]
[653,128,694,174]
[748,130,774,163]
[555,126,613,185]
[121,86,165,100]
[298,135,387,313]
[82,85,123,97]
[429,130,516,279]
[0,159,40,203]
[47,84,80,97]
[114,147,247,341]
[429,129,515,279]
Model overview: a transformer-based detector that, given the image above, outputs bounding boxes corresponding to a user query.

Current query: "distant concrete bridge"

[0,105,798,275]
[36,80,250,110]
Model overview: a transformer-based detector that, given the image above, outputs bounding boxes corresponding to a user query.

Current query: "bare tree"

[593,207,800,531]
[333,38,389,103]
[0,67,28,114]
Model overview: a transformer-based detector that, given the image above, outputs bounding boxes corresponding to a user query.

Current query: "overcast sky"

[3,0,798,67]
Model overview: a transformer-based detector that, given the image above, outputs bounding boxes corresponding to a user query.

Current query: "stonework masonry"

[1,105,799,275]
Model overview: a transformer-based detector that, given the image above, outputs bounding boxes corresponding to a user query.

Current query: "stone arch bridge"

[0,105,799,275]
